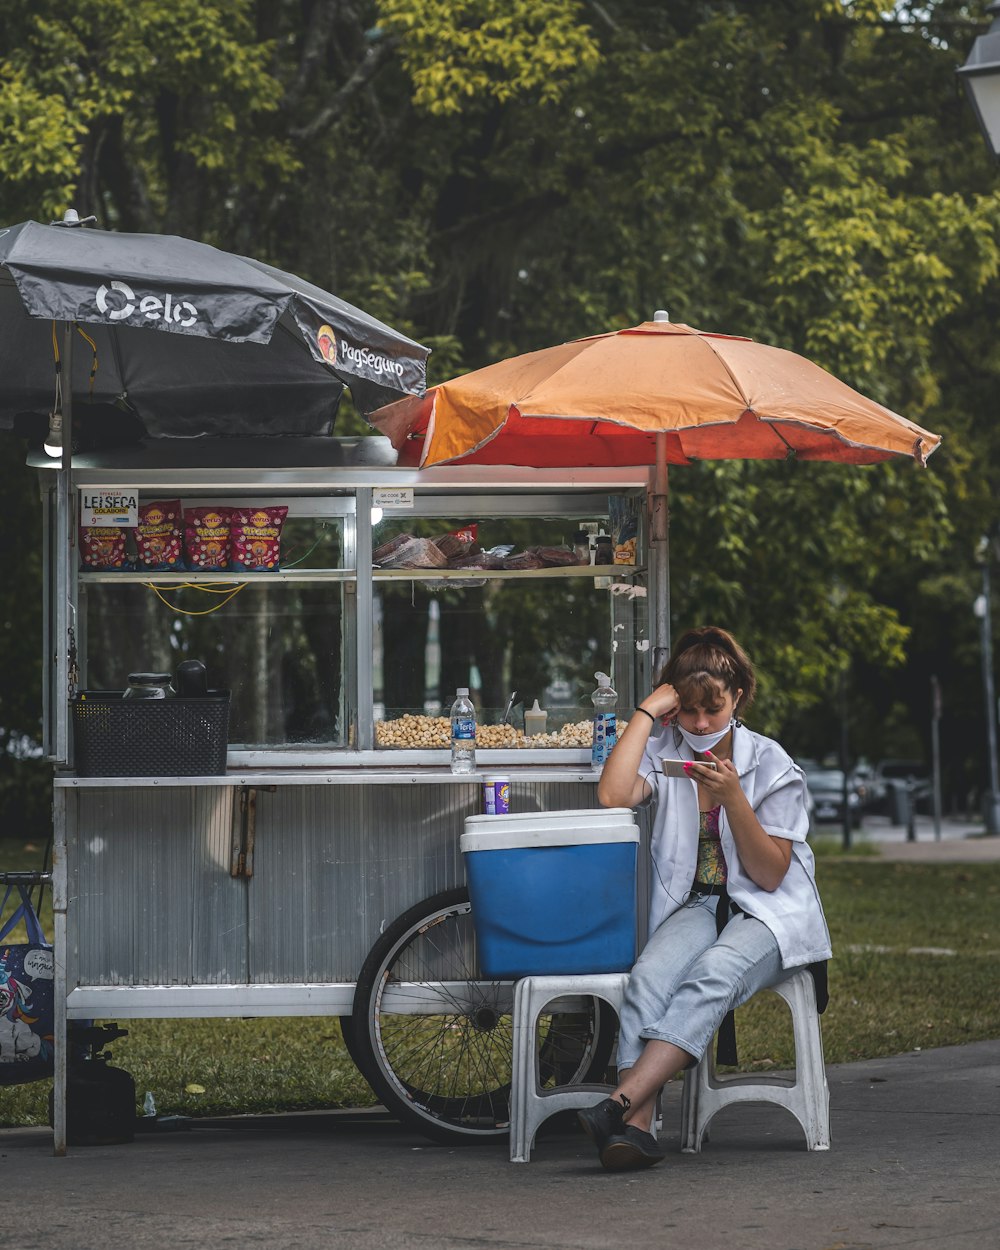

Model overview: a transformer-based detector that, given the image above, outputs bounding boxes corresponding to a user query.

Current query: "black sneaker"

[599,1125,665,1172]
[576,1097,626,1149]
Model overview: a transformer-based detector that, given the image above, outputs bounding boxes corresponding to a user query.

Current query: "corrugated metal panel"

[248,782,600,983]
[248,783,469,983]
[72,781,603,988]
[74,788,244,985]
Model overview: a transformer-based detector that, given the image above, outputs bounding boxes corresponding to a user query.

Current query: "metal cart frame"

[31,437,657,1152]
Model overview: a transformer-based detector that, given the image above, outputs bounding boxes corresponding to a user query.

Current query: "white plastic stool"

[680,966,830,1153]
[509,972,630,1163]
[509,966,830,1162]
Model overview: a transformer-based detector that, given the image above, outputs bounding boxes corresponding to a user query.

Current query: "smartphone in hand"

[660,758,718,779]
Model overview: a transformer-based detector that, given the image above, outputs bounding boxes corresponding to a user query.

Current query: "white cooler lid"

[461,807,639,851]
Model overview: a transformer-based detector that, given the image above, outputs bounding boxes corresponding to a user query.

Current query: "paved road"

[3,1038,998,1250]
[817,812,1000,861]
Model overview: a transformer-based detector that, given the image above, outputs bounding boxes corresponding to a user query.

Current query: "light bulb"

[43,413,63,458]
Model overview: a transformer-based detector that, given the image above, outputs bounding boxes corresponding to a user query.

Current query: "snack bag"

[433,524,478,559]
[230,506,288,572]
[609,495,639,565]
[79,526,130,570]
[184,507,233,571]
[374,533,414,564]
[135,499,183,571]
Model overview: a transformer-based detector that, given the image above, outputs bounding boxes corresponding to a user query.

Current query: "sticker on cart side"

[373,487,414,509]
[79,488,139,528]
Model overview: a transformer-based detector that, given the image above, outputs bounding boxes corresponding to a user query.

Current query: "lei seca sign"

[95,280,198,327]
[79,488,139,528]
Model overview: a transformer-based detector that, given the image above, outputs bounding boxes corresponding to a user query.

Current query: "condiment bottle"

[524,699,547,737]
[174,659,208,698]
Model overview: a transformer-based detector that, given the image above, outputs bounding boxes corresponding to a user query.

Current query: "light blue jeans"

[616,893,784,1071]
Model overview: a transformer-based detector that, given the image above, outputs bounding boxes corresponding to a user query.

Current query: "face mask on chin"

[676,721,734,755]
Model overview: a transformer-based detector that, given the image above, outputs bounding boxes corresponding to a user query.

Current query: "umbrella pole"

[52,319,75,1158]
[55,321,75,759]
[651,431,670,675]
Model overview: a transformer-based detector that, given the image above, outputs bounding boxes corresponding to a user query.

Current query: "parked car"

[802,765,863,829]
[870,759,933,818]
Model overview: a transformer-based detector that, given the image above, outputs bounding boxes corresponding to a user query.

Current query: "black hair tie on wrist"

[634,707,656,724]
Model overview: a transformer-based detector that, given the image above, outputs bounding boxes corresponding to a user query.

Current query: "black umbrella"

[0,211,429,441]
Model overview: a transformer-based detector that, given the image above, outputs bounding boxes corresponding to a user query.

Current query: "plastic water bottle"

[591,671,618,768]
[450,687,477,774]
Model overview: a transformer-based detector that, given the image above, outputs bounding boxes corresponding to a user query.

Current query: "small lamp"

[958,1,1000,159]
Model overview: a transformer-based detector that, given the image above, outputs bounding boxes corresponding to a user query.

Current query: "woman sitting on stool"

[579,625,831,1171]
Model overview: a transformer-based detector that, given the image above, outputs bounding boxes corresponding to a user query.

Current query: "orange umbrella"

[372,316,941,469]
[371,313,941,661]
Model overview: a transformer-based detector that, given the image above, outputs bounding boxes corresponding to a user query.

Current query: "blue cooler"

[460,808,639,978]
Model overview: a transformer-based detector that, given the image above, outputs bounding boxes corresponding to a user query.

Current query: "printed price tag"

[373,487,414,509]
[79,488,139,527]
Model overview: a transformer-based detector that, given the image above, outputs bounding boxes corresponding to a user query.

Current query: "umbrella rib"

[686,335,754,411]
[107,325,130,402]
[768,421,797,458]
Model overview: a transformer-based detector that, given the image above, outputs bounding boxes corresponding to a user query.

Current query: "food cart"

[33,433,654,1150]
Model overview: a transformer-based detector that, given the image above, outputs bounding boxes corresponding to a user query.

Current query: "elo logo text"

[96,280,198,328]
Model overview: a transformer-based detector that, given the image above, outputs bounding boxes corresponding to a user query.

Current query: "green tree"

[4,0,1000,824]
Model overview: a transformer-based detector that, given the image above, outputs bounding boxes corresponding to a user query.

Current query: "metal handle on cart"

[230,786,277,879]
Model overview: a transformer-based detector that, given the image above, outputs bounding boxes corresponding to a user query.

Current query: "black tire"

[338,1014,372,1081]
[351,886,617,1144]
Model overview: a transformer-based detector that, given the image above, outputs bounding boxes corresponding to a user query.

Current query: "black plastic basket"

[72,691,231,777]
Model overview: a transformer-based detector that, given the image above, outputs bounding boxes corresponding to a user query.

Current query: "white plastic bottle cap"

[457,687,469,696]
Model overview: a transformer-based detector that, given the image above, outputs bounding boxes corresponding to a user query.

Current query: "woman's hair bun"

[656,625,757,713]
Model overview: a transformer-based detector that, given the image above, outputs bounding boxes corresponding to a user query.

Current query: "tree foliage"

[2,0,1000,825]
[377,0,600,114]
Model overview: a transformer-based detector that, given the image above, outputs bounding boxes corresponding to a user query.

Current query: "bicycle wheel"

[351,886,617,1144]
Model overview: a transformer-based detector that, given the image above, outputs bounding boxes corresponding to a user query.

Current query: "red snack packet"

[79,526,129,570]
[136,499,183,570]
[184,507,233,571]
[230,506,288,572]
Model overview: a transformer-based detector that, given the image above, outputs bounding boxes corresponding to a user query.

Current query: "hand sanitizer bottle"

[591,672,618,768]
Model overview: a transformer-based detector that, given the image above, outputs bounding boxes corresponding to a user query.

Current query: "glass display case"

[39,438,651,764]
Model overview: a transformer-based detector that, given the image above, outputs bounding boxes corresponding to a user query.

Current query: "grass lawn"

[2,836,998,1127]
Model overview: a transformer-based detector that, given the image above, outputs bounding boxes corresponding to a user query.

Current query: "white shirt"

[639,722,832,969]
